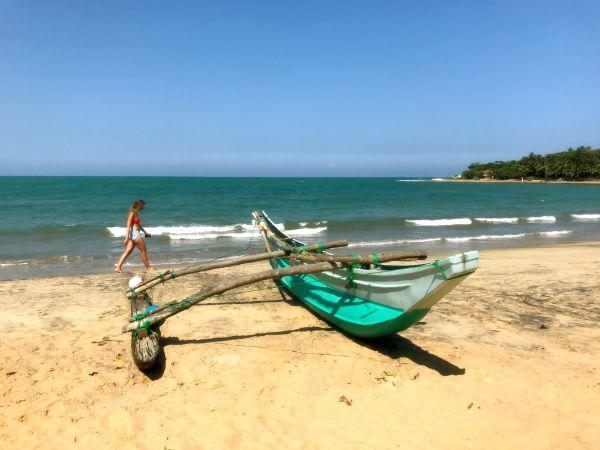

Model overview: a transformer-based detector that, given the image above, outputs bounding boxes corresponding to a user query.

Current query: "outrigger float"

[122,211,479,370]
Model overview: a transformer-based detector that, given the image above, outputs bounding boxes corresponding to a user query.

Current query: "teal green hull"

[274,258,430,338]
[254,210,478,339]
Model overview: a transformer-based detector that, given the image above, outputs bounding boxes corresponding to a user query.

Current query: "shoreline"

[1,237,594,282]
[1,241,599,448]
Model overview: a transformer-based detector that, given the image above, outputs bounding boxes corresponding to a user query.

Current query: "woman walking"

[115,199,154,273]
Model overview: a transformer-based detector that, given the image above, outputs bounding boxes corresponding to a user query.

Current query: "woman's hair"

[130,199,146,212]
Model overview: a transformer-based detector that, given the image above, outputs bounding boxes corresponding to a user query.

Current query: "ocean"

[1,176,599,280]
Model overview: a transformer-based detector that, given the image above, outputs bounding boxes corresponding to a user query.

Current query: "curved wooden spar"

[128,239,348,297]
[122,261,334,333]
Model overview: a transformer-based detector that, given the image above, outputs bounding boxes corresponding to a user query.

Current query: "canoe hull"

[273,257,470,338]
[255,211,478,338]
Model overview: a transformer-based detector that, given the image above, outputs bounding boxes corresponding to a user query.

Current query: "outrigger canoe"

[253,211,478,338]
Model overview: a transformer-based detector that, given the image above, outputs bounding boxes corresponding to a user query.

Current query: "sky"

[1,0,599,176]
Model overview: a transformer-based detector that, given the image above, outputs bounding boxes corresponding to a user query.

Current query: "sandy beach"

[1,242,599,449]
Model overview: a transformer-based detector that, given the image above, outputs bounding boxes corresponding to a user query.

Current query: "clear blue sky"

[1,1,599,176]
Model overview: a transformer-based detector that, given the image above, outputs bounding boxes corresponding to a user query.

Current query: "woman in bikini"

[115,199,154,273]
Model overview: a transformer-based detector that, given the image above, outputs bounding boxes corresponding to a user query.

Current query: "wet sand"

[1,242,599,449]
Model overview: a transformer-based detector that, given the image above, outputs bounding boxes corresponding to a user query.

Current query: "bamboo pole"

[122,262,334,333]
[128,239,348,297]
[292,250,427,264]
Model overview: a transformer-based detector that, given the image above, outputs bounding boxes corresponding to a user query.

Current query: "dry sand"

[1,243,599,449]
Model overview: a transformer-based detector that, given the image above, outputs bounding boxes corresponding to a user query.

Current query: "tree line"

[461,146,600,180]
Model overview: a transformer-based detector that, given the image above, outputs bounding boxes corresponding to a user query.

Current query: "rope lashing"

[317,242,324,253]
[432,260,448,280]
[344,254,362,289]
[371,253,380,266]
[132,319,155,338]
[292,244,308,254]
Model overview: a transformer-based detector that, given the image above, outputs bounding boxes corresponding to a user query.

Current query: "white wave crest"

[349,237,442,248]
[526,216,556,223]
[475,217,519,224]
[395,179,427,182]
[299,221,328,227]
[107,222,327,241]
[408,218,472,226]
[446,233,526,242]
[107,222,283,240]
[571,214,600,220]
[538,230,572,237]
[286,227,327,236]
[0,261,29,267]
[170,231,260,240]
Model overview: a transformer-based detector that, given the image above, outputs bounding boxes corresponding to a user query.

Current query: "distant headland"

[446,146,600,183]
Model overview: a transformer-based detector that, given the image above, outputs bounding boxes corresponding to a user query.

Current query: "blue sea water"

[1,176,599,279]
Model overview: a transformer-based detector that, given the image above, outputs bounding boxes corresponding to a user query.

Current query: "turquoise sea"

[1,176,599,279]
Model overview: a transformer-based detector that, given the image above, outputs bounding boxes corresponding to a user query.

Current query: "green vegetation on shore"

[461,146,600,180]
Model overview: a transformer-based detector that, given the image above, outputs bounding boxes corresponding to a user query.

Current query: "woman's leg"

[134,238,154,271]
[115,240,135,272]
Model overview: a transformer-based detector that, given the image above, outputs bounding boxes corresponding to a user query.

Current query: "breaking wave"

[445,233,527,242]
[539,230,572,237]
[349,237,443,248]
[407,218,472,226]
[474,217,519,224]
[349,230,573,247]
[526,216,556,223]
[106,222,328,240]
[571,213,600,220]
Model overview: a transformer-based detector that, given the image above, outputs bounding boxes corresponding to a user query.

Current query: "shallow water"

[1,176,599,279]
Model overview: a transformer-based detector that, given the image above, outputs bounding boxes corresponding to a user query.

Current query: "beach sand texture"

[1,243,599,449]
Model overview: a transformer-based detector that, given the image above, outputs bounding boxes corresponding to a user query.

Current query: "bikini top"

[132,217,141,224]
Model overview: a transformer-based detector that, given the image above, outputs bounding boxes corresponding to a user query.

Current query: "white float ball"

[128,276,143,289]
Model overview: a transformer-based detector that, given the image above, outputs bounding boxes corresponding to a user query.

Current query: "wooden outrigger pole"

[123,223,428,371]
[124,239,348,370]
[127,239,349,298]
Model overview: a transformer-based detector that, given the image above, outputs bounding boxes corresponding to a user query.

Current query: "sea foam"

[446,233,526,242]
[526,216,556,223]
[285,227,328,236]
[571,213,600,220]
[475,217,519,224]
[407,218,472,226]
[538,230,572,237]
[349,237,442,248]
[107,222,327,240]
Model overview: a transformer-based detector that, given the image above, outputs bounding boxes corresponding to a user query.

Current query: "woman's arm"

[139,224,151,237]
